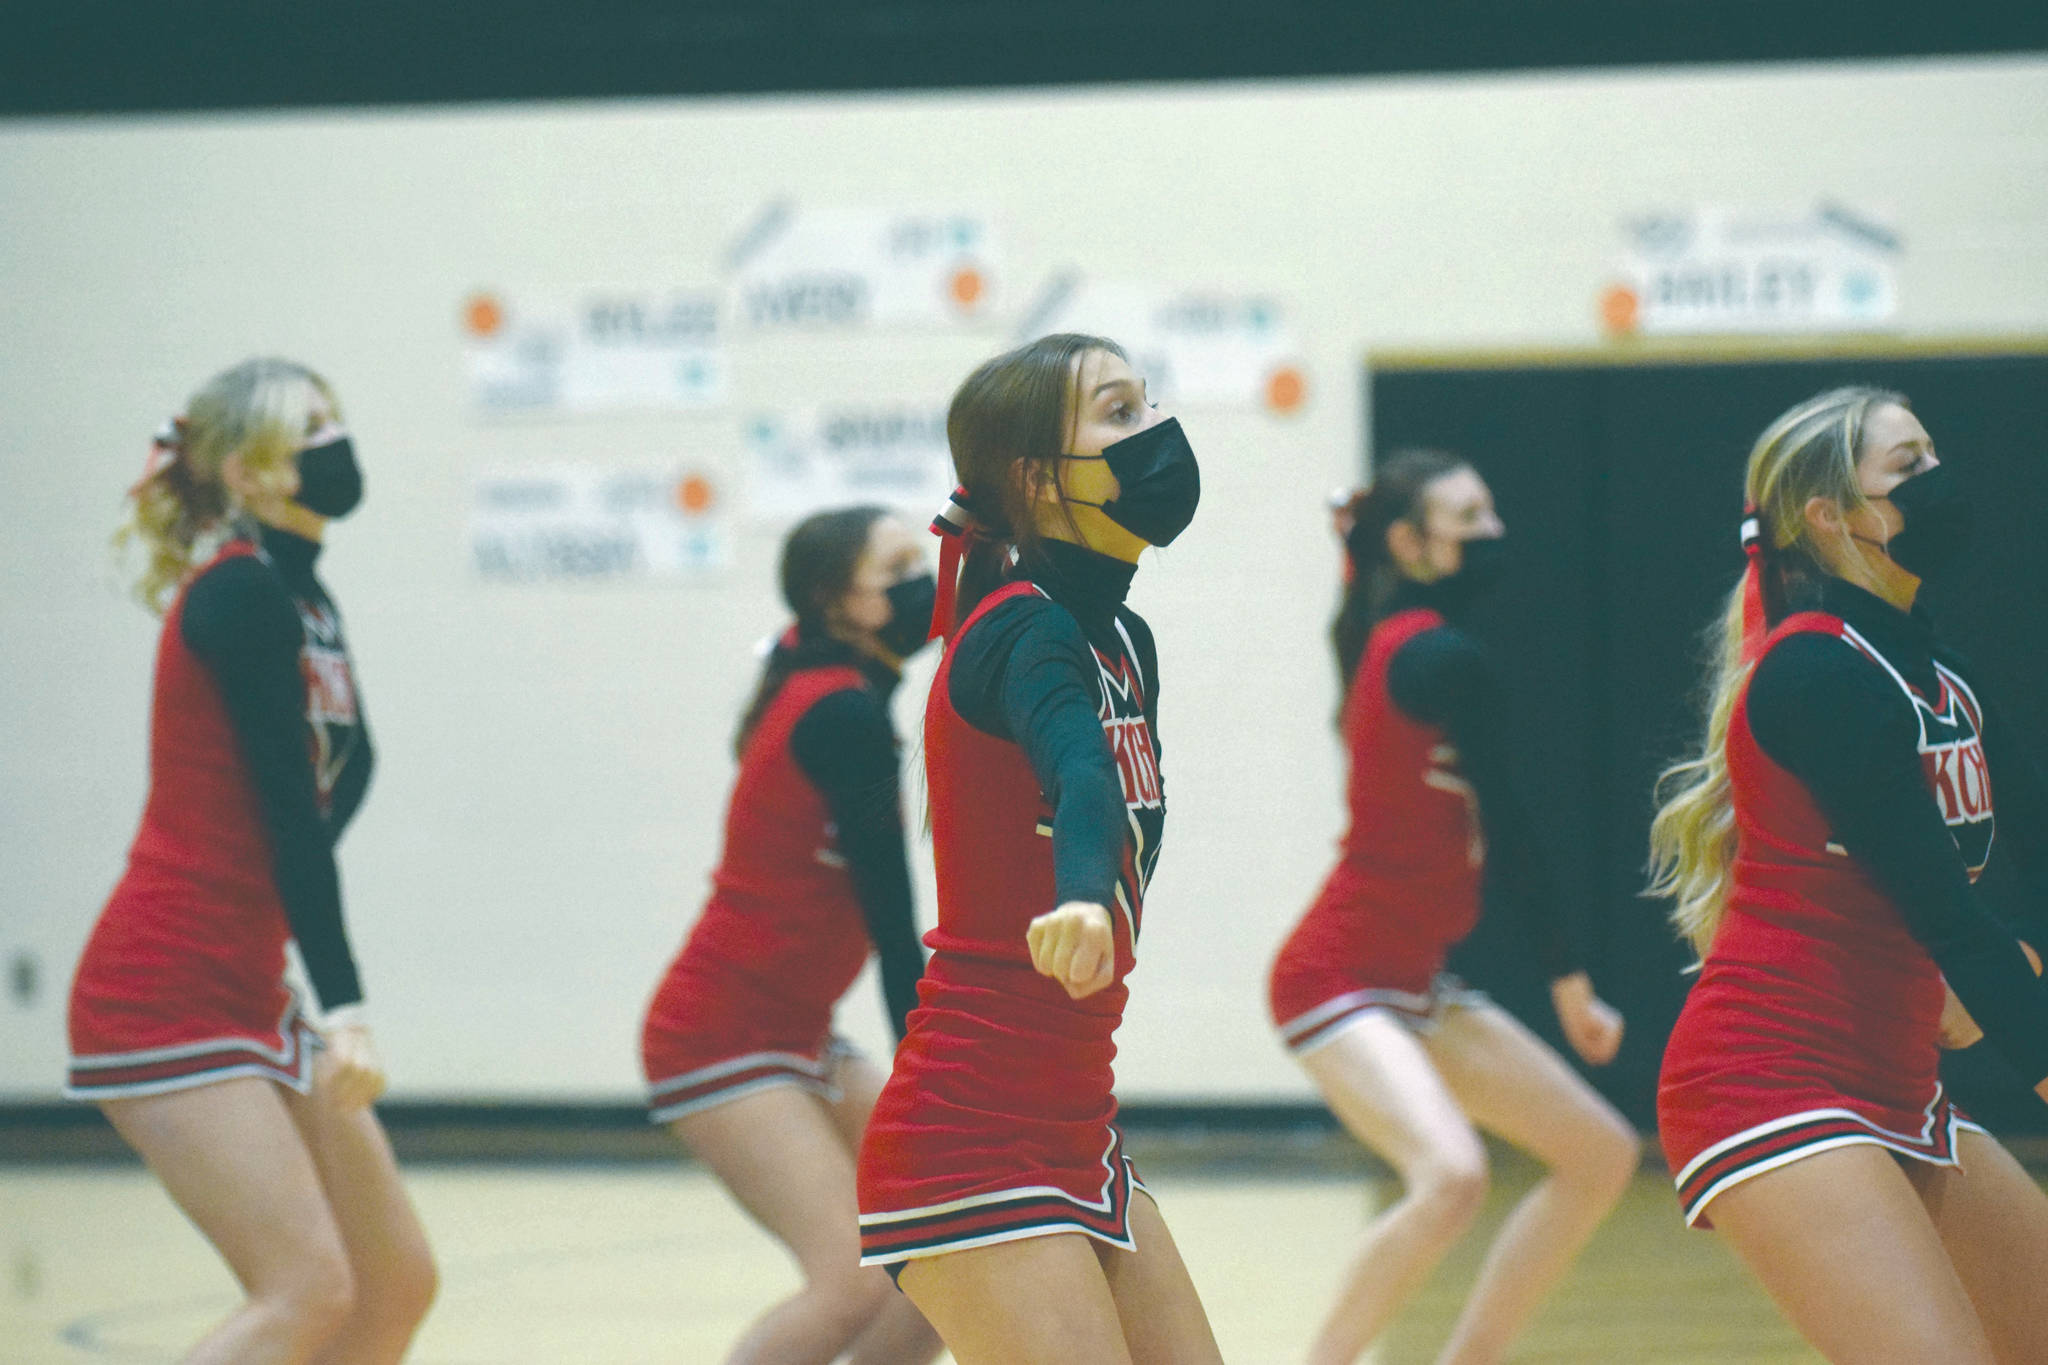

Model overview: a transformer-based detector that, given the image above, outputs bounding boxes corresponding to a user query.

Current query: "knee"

[263,1244,357,1352]
[370,1243,439,1336]
[1565,1117,1641,1204]
[1410,1145,1490,1230]
[804,1262,892,1338]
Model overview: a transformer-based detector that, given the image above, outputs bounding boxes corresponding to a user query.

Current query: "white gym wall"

[3,55,2045,1100]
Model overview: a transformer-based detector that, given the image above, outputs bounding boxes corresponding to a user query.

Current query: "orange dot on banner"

[1266,366,1308,414]
[949,266,986,311]
[464,293,504,338]
[677,474,715,514]
[1599,284,1640,335]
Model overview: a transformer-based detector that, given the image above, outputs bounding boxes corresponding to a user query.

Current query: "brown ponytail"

[733,505,888,755]
[1330,448,1469,708]
[940,333,1125,627]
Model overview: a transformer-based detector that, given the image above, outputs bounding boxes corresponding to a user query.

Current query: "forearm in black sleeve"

[1751,640,2048,1085]
[1976,690,2048,937]
[950,601,1125,908]
[790,690,924,1041]
[182,563,364,1013]
[328,726,374,839]
[1123,609,1163,769]
[1389,631,1582,980]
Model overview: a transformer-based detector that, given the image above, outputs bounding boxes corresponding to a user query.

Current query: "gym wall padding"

[1370,343,2048,1130]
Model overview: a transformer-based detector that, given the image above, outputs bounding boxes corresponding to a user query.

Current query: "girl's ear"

[1801,494,1844,543]
[1018,457,1058,512]
[1385,518,1424,573]
[219,451,256,503]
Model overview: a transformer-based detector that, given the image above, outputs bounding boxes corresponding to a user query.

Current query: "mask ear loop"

[1739,505,1767,666]
[928,486,982,642]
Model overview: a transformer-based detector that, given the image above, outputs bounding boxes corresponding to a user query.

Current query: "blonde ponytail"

[1645,384,1909,960]
[114,359,336,614]
[1647,585,1748,958]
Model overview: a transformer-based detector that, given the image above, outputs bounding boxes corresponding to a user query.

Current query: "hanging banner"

[461,288,727,415]
[1017,275,1308,414]
[745,407,955,521]
[726,202,1002,330]
[1602,204,1901,336]
[470,465,727,582]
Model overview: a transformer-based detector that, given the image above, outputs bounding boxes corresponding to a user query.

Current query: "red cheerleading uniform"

[69,530,371,1100]
[1659,600,2009,1227]
[1270,607,1485,1054]
[859,548,1164,1268]
[641,653,923,1122]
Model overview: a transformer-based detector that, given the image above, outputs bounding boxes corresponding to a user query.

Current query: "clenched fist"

[317,1006,388,1111]
[1027,902,1116,1000]
[1551,970,1624,1067]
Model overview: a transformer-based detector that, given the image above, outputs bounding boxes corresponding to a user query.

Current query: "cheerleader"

[1269,451,1638,1365]
[855,335,1223,1364]
[640,505,941,1364]
[1651,388,2048,1363]
[67,359,435,1363]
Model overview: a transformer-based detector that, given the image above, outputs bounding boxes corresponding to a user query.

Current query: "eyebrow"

[1091,378,1138,399]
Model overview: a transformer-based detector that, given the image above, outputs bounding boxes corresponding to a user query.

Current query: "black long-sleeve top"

[945,539,1152,909]
[785,651,925,1040]
[179,523,372,1012]
[1746,576,2048,1086]
[1381,578,1583,982]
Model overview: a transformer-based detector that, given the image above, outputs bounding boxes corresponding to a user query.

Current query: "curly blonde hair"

[117,358,336,613]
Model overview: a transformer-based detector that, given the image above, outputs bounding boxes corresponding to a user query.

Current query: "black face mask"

[878,573,937,659]
[1453,534,1509,592]
[1425,534,1508,614]
[1064,417,1201,547]
[1872,462,1973,581]
[293,436,363,520]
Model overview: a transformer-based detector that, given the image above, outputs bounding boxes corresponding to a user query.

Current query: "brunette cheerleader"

[1269,451,1637,1365]
[855,335,1223,1364]
[640,505,941,1365]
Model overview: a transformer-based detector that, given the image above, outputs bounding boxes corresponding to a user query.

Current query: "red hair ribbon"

[128,416,188,498]
[1738,503,1766,666]
[928,485,981,642]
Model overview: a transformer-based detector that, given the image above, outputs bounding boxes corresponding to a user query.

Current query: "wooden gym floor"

[0,1136,1880,1364]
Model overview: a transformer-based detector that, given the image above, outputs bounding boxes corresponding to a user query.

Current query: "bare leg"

[671,1084,896,1365]
[100,1078,355,1364]
[897,1233,1133,1365]
[281,1060,438,1365]
[1422,1003,1638,1365]
[1297,1011,1492,1365]
[1709,1142,1996,1363]
[823,1056,944,1365]
[1907,1128,2048,1364]
[1096,1189,1225,1365]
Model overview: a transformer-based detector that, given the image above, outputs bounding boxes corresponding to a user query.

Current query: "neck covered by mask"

[877,573,938,659]
[1064,417,1201,547]
[1864,462,1973,581]
[293,436,364,520]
